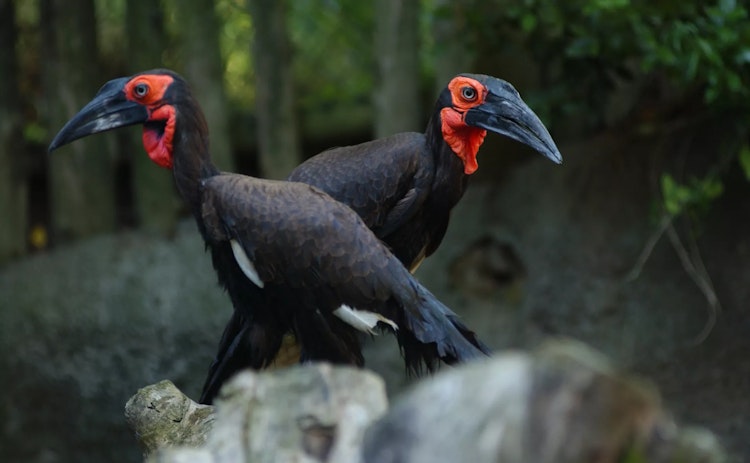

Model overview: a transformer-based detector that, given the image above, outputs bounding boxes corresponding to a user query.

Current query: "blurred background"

[1,0,749,461]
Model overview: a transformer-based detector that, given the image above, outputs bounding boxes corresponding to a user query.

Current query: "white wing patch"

[230,239,264,288]
[333,305,398,334]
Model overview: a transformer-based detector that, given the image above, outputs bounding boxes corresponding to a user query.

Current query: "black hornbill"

[48,69,490,402]
[289,74,562,271]
[203,74,562,403]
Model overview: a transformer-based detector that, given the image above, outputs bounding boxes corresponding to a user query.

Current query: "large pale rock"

[125,380,215,456]
[124,342,725,463]
[142,364,387,463]
[363,341,726,463]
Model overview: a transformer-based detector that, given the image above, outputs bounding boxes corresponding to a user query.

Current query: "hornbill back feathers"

[47,69,492,405]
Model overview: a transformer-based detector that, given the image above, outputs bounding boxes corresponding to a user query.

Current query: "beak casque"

[463,75,562,164]
[48,77,149,152]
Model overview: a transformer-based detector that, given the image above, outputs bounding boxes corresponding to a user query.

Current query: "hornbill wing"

[200,174,397,302]
[287,132,434,238]
[199,174,394,368]
[199,174,488,368]
[198,173,409,403]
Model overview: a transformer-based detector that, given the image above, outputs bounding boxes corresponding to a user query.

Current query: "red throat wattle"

[440,107,487,175]
[143,105,176,169]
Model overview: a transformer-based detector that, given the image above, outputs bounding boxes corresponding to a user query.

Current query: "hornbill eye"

[461,86,477,101]
[134,83,149,98]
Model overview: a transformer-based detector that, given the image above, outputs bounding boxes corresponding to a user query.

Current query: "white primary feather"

[230,239,264,288]
[333,304,398,334]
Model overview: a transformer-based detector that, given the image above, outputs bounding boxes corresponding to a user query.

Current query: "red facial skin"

[440,76,488,175]
[124,73,489,175]
[124,74,176,169]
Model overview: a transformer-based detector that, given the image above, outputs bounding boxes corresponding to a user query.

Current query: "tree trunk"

[126,0,181,235]
[431,0,475,93]
[0,0,27,262]
[374,0,421,137]
[170,0,235,173]
[248,0,301,179]
[42,0,116,242]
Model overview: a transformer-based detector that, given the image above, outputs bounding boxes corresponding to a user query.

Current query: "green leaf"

[521,13,537,33]
[739,144,750,181]
[698,177,724,202]
[719,0,736,14]
[566,37,599,57]
[23,122,47,144]
[736,49,750,64]
[661,174,685,215]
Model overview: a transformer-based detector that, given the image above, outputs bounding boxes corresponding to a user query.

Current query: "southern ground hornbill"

[290,73,562,271]
[48,69,490,403]
[204,73,562,403]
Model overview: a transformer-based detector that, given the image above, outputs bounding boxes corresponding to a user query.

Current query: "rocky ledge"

[125,340,726,463]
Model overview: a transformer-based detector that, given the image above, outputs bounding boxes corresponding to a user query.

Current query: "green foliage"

[660,173,724,217]
[289,0,375,114]
[23,122,47,145]
[469,0,750,130]
[95,0,126,64]
[633,0,749,104]
[216,0,254,106]
[470,0,750,230]
[738,144,750,182]
[619,446,647,463]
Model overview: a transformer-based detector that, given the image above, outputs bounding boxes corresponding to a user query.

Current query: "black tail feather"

[200,281,489,403]
[199,312,283,404]
[294,309,365,366]
[397,284,490,372]
[439,313,491,363]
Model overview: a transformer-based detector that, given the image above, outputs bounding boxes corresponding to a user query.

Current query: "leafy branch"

[625,148,746,345]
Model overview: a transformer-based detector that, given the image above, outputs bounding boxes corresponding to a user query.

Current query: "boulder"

[364,341,725,463]
[125,380,215,455]
[0,223,230,463]
[139,364,387,463]
[125,342,726,463]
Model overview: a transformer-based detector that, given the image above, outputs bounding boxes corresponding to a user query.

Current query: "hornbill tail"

[200,312,286,404]
[399,284,490,372]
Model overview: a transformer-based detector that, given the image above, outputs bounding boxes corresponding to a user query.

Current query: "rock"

[124,342,725,463]
[124,380,215,456]
[363,340,727,463]
[143,364,387,463]
[0,222,230,463]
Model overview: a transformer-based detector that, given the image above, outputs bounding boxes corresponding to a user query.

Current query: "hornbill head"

[48,69,191,169]
[438,74,562,174]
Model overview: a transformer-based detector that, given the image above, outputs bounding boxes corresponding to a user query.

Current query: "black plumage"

[289,74,562,271]
[204,74,563,403]
[47,69,490,405]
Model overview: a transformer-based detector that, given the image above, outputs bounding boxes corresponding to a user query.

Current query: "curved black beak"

[48,77,148,152]
[464,76,562,164]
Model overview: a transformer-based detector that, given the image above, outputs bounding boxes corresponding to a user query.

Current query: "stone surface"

[146,364,387,463]
[363,341,726,463]
[125,380,215,456]
[0,222,230,463]
[124,343,726,463]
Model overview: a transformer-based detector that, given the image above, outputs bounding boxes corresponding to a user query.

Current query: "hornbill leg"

[269,333,302,368]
